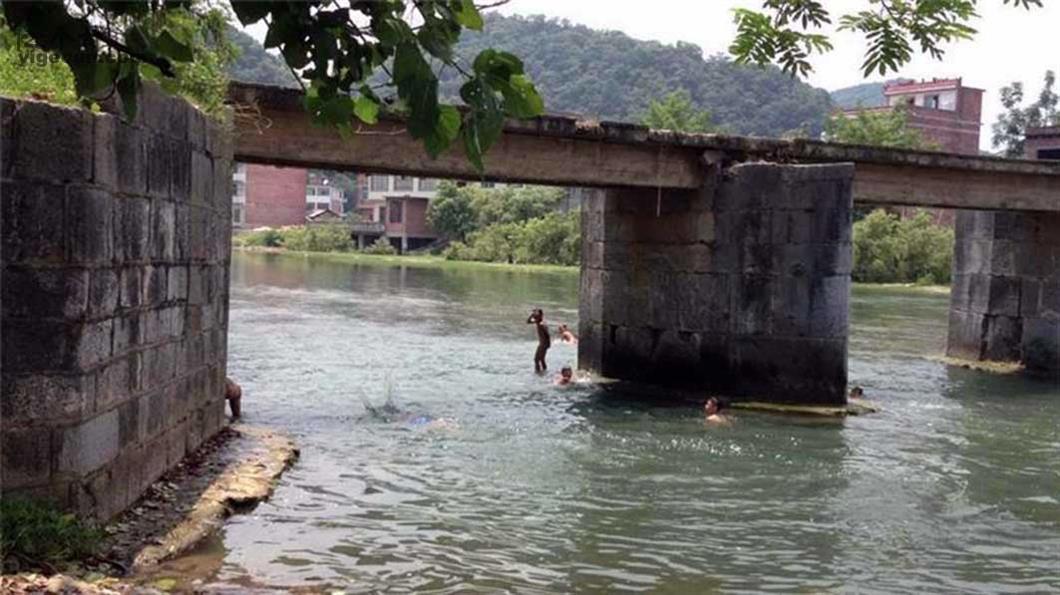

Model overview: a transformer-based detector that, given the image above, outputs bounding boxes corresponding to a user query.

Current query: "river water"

[188,252,1058,593]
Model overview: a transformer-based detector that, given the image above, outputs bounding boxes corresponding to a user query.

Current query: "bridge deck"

[228,82,1060,212]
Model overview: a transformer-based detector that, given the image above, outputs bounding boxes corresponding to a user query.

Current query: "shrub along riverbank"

[234,192,954,285]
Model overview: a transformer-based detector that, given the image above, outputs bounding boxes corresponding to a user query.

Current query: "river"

[176,251,1059,593]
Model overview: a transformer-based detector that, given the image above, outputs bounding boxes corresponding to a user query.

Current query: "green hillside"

[227,26,297,88]
[440,14,834,137]
[830,79,912,109]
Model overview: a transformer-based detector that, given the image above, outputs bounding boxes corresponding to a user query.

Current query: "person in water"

[557,324,578,345]
[225,377,242,419]
[555,366,574,386]
[849,386,865,400]
[527,308,551,373]
[704,396,732,425]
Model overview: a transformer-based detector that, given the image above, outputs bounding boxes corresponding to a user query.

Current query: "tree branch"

[90,28,175,77]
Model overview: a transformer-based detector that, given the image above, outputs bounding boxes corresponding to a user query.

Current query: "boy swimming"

[704,396,732,426]
[557,324,578,345]
[555,366,574,386]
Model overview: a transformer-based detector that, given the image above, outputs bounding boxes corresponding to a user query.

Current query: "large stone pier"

[579,163,854,404]
[1,88,233,519]
[948,210,1060,375]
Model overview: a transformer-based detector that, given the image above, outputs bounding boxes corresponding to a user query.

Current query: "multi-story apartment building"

[354,174,442,251]
[843,77,984,225]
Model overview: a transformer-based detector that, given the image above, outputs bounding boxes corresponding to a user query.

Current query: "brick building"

[844,78,984,224]
[1025,126,1060,160]
[231,164,347,229]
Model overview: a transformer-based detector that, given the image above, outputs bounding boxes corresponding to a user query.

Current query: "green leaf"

[154,29,194,63]
[231,2,272,25]
[452,0,484,31]
[460,78,506,171]
[116,67,141,122]
[499,74,544,118]
[354,95,380,124]
[472,49,524,80]
[424,104,461,157]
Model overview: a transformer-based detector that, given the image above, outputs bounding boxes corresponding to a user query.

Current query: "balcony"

[350,221,386,234]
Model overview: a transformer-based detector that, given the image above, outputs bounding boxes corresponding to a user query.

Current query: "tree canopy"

[824,106,935,149]
[992,70,1059,158]
[440,14,834,137]
[731,1,1043,78]
[639,90,714,133]
[1,0,545,170]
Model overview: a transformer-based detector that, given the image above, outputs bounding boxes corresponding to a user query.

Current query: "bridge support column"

[947,210,1060,375]
[579,163,854,404]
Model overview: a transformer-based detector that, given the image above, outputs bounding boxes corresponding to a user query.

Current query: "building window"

[389,201,403,223]
[394,176,414,191]
[234,163,246,175]
[418,178,438,192]
[928,95,940,109]
[233,180,245,200]
[232,205,244,225]
[370,175,390,192]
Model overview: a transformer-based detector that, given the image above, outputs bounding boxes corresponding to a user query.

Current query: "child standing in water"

[527,308,551,373]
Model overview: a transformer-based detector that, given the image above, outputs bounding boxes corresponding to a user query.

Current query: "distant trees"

[639,90,714,133]
[853,210,954,285]
[440,14,834,138]
[824,107,935,149]
[428,182,579,266]
[992,70,1059,158]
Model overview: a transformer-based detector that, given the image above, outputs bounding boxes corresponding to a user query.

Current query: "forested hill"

[226,26,298,88]
[440,14,835,137]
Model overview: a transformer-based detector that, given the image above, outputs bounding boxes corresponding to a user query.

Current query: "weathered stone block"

[113,313,144,354]
[167,265,189,303]
[190,150,213,204]
[577,322,604,373]
[731,274,774,336]
[13,101,93,183]
[1,267,88,320]
[118,267,142,310]
[179,334,205,378]
[648,271,679,328]
[808,276,849,339]
[2,319,112,373]
[728,336,847,404]
[142,434,169,488]
[675,273,729,332]
[771,276,811,337]
[143,265,168,307]
[946,308,985,361]
[1041,281,1060,321]
[151,200,176,261]
[56,409,120,476]
[2,427,52,489]
[117,389,141,448]
[96,355,138,413]
[143,342,178,391]
[1021,317,1059,373]
[1,373,95,423]
[212,158,233,208]
[169,142,193,202]
[1,97,14,177]
[982,315,1023,362]
[987,276,1022,317]
[1,181,66,264]
[174,204,191,260]
[67,186,114,264]
[114,197,151,263]
[88,268,120,320]
[167,419,189,468]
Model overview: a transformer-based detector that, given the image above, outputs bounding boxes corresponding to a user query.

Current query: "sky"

[490,0,1060,151]
[243,1,1060,151]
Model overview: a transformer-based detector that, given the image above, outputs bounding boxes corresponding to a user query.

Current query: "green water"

[201,252,1059,593]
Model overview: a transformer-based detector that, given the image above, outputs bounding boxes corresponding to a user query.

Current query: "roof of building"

[306,208,342,221]
[884,77,982,95]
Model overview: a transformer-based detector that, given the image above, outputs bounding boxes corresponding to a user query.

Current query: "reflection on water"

[195,253,1058,593]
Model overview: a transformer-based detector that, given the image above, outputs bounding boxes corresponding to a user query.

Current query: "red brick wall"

[1026,126,1060,159]
[245,165,307,227]
[404,198,432,238]
[906,107,980,155]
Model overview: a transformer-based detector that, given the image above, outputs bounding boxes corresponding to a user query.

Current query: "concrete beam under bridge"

[229,82,1060,212]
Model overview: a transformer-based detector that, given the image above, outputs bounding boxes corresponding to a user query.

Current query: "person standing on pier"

[527,309,551,374]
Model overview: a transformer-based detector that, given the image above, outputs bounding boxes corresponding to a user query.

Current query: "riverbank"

[233,247,953,292]
[233,245,580,275]
[2,425,298,594]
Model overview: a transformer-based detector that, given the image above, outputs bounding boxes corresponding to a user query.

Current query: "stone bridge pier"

[578,163,855,405]
[948,210,1060,375]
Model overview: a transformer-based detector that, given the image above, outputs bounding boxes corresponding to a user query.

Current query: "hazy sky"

[243,1,1059,150]
[490,0,1060,151]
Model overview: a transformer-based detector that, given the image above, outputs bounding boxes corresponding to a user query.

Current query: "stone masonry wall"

[1,86,233,519]
[948,210,1060,376]
[580,163,854,405]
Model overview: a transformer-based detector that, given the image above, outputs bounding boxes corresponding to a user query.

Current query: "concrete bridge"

[2,83,1057,518]
[229,83,1060,404]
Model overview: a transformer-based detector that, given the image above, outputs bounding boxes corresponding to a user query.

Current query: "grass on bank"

[0,499,101,573]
